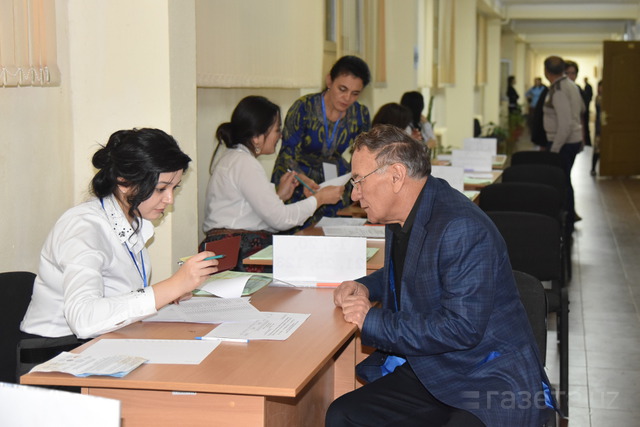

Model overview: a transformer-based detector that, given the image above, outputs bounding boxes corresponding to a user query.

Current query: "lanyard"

[125,242,147,288]
[100,198,147,287]
[321,94,341,150]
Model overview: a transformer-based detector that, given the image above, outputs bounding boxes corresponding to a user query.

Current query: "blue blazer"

[358,176,554,426]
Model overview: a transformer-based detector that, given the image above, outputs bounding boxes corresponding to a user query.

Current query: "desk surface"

[21,287,357,398]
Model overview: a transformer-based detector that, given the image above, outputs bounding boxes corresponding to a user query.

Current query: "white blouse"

[203,145,318,233]
[21,194,157,339]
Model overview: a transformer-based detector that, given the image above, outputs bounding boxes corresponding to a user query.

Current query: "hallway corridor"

[537,144,640,426]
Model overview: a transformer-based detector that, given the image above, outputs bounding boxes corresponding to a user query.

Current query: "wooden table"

[21,287,365,427]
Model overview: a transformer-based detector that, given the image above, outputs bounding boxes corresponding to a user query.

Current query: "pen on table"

[177,254,225,266]
[287,168,316,194]
[195,337,249,343]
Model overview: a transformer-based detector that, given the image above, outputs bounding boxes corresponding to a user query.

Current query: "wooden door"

[600,41,640,176]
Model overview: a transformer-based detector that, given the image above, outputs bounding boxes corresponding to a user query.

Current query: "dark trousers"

[549,141,582,225]
[325,363,485,427]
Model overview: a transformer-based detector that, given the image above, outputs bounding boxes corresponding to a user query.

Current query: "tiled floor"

[520,142,640,426]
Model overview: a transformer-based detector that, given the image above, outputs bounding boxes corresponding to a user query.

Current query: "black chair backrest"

[486,211,563,282]
[511,151,563,168]
[513,270,547,365]
[0,271,36,383]
[479,182,563,220]
[502,164,567,208]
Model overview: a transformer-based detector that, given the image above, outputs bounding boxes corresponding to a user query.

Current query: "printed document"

[143,297,264,323]
[80,339,221,365]
[29,351,146,377]
[202,312,310,341]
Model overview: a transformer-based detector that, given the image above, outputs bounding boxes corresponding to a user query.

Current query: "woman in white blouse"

[19,128,219,375]
[202,96,344,270]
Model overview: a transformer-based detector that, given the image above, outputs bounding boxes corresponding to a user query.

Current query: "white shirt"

[203,145,318,233]
[21,194,157,339]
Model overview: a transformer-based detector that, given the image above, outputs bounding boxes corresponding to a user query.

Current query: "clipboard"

[202,236,241,273]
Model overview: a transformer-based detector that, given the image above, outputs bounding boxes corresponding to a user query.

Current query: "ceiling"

[498,0,640,54]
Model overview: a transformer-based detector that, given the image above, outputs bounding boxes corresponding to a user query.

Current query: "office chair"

[513,270,559,427]
[0,271,36,384]
[479,182,564,222]
[501,164,572,280]
[513,270,547,365]
[486,212,569,417]
[510,151,563,168]
[479,182,571,283]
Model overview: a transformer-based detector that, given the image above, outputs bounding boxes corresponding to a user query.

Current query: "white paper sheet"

[80,339,221,364]
[321,225,385,238]
[319,172,352,188]
[322,162,339,182]
[316,216,367,227]
[431,165,465,192]
[273,235,367,287]
[451,149,493,172]
[463,137,498,155]
[202,312,310,341]
[0,382,121,426]
[143,297,263,323]
[198,275,249,298]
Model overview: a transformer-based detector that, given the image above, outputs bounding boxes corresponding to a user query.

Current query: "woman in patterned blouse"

[270,56,371,231]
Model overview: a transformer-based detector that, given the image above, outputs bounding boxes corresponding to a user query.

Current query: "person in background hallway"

[326,125,556,427]
[564,60,591,147]
[543,56,585,226]
[19,128,219,376]
[270,55,371,231]
[525,77,548,146]
[583,77,594,146]
[507,75,520,113]
[202,96,344,271]
[591,80,602,176]
[400,91,437,151]
[525,77,547,110]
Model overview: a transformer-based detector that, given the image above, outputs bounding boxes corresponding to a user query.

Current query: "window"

[0,0,59,87]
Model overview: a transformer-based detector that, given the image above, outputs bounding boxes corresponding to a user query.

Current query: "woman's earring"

[255,146,261,154]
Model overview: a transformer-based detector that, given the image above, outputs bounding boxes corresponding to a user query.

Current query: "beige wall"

[0,0,198,282]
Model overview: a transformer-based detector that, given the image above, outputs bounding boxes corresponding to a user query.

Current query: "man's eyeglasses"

[350,166,385,189]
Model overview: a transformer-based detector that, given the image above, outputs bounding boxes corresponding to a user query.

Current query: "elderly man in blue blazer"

[326,125,556,426]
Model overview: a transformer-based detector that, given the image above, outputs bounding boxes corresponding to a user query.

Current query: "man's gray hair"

[352,125,431,178]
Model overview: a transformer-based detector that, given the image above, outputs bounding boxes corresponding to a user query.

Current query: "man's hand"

[334,281,371,330]
[333,280,369,307]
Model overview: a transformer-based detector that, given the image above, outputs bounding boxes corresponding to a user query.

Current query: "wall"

[0,0,198,282]
[0,1,73,273]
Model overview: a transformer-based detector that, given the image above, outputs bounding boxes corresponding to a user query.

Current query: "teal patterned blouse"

[271,92,371,231]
